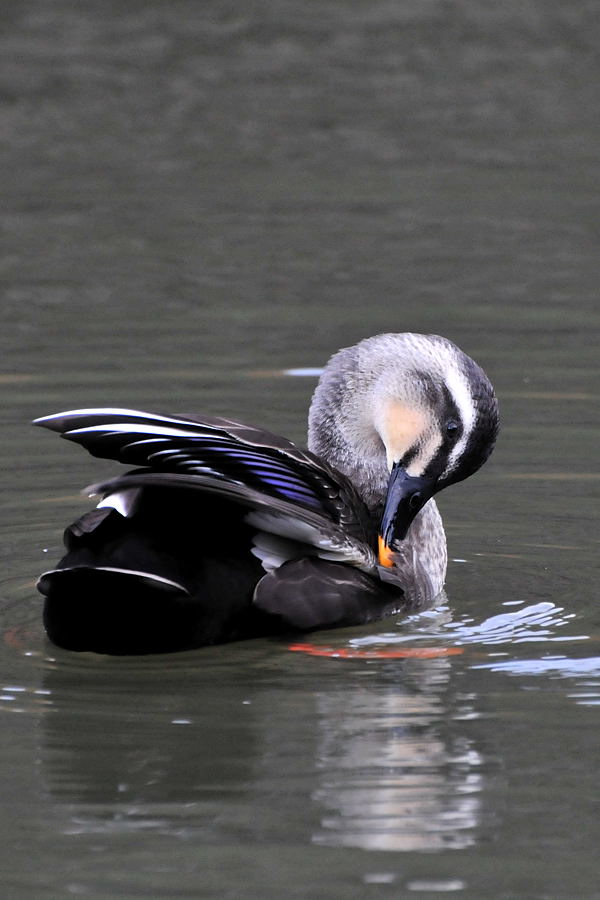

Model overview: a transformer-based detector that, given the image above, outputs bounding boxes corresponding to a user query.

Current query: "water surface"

[1,2,599,898]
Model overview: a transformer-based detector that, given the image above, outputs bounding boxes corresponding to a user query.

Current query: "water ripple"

[351,601,588,650]
[472,656,600,677]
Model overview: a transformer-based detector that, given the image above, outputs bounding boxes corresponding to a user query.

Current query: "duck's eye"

[409,491,423,510]
[446,420,459,436]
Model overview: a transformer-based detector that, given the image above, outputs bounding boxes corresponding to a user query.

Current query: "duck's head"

[308,333,499,560]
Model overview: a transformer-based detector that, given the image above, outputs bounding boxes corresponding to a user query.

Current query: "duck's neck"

[307,347,447,589]
[309,408,388,516]
[308,344,390,517]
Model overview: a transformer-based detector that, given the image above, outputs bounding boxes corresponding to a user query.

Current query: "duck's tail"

[39,566,198,655]
[37,491,283,654]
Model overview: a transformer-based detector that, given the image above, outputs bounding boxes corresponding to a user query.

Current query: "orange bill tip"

[378,535,395,567]
[288,642,464,659]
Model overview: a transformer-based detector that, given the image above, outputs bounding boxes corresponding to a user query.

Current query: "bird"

[34,333,499,655]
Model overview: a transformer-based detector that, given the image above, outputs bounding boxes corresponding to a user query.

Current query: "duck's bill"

[378,464,436,566]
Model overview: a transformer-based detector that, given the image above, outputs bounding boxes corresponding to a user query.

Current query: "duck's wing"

[253,557,407,629]
[34,407,377,574]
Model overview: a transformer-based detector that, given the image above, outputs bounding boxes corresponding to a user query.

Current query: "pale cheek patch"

[375,402,428,471]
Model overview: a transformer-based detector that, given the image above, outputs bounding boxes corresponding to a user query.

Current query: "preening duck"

[34,333,499,654]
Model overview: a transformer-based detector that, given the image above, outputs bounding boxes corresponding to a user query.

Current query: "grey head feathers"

[308,332,499,518]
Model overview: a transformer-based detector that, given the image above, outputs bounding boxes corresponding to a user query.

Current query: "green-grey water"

[2,2,599,898]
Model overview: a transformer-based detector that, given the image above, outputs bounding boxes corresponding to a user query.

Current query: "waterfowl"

[34,333,499,655]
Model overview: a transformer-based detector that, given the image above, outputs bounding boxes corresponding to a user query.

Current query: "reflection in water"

[345,600,598,707]
[33,649,490,854]
[302,596,596,848]
[39,667,260,815]
[18,594,594,859]
[312,658,483,851]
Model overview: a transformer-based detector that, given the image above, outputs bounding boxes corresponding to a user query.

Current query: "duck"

[34,333,499,655]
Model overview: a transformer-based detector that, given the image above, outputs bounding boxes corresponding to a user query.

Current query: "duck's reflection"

[37,645,488,851]
[311,658,482,850]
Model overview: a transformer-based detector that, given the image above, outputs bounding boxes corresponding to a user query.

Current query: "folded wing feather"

[34,407,377,574]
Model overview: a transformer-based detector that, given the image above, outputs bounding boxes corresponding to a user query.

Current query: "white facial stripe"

[442,364,476,476]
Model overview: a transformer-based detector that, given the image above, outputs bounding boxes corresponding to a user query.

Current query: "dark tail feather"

[38,505,205,654]
[37,500,274,653]
[40,567,203,655]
